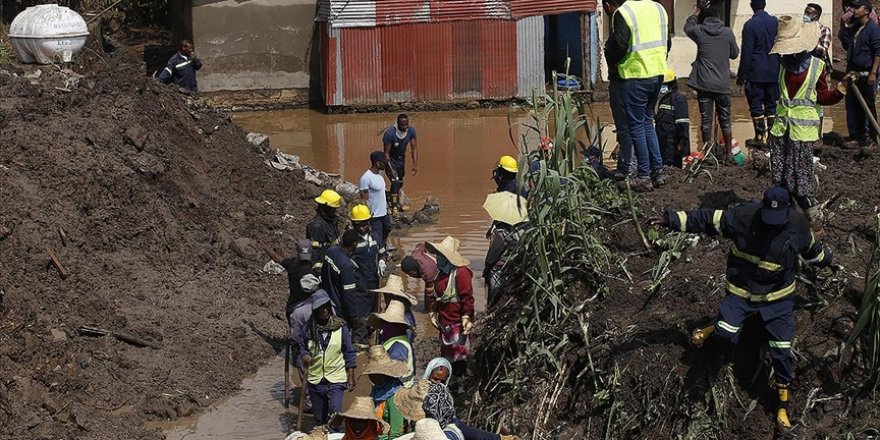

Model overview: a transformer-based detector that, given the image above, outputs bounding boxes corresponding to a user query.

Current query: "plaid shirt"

[815,23,832,65]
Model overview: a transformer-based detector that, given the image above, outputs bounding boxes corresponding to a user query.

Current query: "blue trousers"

[845,76,878,143]
[370,215,391,249]
[610,80,634,175]
[453,418,501,440]
[622,77,663,178]
[713,295,795,384]
[307,380,347,426]
[744,81,778,117]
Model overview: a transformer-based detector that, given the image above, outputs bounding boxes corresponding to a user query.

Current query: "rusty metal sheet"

[509,0,595,17]
[322,23,343,106]
[480,19,518,98]
[452,20,482,98]
[340,27,383,104]
[412,22,453,101]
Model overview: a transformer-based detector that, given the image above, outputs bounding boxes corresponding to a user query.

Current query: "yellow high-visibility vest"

[771,57,825,142]
[307,328,347,385]
[616,0,669,79]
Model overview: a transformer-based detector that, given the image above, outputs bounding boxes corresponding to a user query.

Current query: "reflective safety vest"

[383,335,414,387]
[771,57,825,142]
[307,328,347,385]
[616,0,669,80]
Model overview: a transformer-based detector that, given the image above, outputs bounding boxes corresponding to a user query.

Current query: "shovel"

[849,76,880,142]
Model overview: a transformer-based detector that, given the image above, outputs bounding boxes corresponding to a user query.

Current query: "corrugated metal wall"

[319,0,511,28]
[509,0,596,17]
[516,16,544,98]
[323,18,539,106]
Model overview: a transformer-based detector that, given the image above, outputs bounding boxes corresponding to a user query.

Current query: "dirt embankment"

[0,65,330,439]
[467,144,880,439]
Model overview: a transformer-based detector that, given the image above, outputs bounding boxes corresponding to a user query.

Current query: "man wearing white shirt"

[359,151,391,248]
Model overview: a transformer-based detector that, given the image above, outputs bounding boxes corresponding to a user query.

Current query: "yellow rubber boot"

[690,325,715,348]
[500,436,520,440]
[390,194,400,217]
[777,383,792,428]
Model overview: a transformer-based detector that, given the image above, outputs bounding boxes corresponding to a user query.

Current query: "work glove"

[378,259,387,277]
[462,316,474,335]
[730,147,748,167]
[429,312,440,330]
[836,80,849,95]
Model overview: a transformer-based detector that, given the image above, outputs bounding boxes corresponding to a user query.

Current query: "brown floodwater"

[156,97,847,439]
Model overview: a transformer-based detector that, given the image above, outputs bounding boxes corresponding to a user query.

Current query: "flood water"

[158,97,846,439]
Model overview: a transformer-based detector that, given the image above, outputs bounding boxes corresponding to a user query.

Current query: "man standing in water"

[382,114,418,216]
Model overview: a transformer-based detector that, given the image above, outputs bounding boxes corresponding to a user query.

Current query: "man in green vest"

[604,0,670,191]
[299,291,357,426]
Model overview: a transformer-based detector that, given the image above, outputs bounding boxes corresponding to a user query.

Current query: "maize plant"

[848,214,880,386]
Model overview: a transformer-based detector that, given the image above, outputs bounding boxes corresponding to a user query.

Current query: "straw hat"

[394,379,431,421]
[426,236,470,267]
[770,16,821,55]
[371,274,419,306]
[329,396,389,432]
[368,298,413,328]
[359,345,410,378]
[395,419,449,440]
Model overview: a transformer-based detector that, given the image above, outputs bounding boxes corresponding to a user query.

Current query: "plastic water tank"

[9,4,89,64]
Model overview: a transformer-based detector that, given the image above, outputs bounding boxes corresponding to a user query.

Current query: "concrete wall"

[192,0,318,104]
[599,0,833,81]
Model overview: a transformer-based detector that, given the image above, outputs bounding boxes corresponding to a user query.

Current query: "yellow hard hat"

[350,204,372,222]
[498,155,518,173]
[663,69,676,84]
[315,189,342,208]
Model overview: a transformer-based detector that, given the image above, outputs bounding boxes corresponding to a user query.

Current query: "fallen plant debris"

[464,81,880,439]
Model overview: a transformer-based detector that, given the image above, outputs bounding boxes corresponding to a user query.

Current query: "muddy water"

[159,98,846,439]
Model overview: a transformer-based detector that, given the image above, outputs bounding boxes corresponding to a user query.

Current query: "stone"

[51,329,68,342]
[0,224,10,240]
[230,237,260,260]
[246,133,271,154]
[123,125,149,152]
[335,181,359,201]
[466,100,480,109]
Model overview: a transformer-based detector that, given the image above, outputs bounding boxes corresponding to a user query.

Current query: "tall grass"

[847,214,880,386]
[468,71,630,438]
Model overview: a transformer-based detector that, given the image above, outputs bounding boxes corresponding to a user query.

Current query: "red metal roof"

[509,0,597,17]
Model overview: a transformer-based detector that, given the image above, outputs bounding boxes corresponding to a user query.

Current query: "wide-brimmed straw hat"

[371,274,418,306]
[329,396,389,433]
[426,236,470,267]
[368,299,413,328]
[770,16,821,55]
[359,345,410,378]
[395,418,449,440]
[394,379,431,421]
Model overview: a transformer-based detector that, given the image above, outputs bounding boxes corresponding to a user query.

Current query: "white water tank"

[9,4,89,64]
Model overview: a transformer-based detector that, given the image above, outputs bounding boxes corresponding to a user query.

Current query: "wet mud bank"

[0,64,359,440]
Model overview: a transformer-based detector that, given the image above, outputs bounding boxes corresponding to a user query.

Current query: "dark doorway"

[544,13,584,80]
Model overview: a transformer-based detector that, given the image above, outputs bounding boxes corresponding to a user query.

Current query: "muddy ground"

[467,142,880,439]
[0,63,337,439]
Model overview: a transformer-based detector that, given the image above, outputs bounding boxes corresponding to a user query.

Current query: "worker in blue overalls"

[157,40,202,93]
[348,204,387,346]
[653,186,832,430]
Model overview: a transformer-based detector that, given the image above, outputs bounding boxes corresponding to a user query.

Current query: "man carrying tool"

[382,114,418,216]
[308,189,342,271]
[653,186,833,429]
[844,0,880,148]
[738,0,780,150]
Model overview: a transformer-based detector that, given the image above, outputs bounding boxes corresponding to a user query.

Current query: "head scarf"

[436,254,455,275]
[343,419,381,440]
[370,377,404,404]
[782,52,811,74]
[422,358,453,385]
[422,383,456,426]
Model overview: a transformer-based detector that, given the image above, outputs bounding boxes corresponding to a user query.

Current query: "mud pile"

[0,66,329,439]
[468,146,880,439]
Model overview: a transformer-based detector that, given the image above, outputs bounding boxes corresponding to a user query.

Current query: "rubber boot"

[746,116,766,150]
[691,325,715,347]
[777,383,792,429]
[390,194,400,217]
[500,436,521,440]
